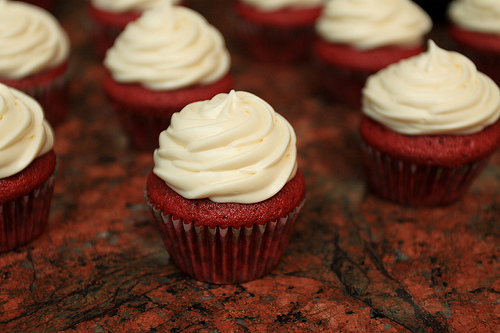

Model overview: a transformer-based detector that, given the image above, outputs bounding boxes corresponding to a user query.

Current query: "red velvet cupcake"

[0,1,70,127]
[359,41,500,206]
[0,84,57,253]
[146,91,306,284]
[313,0,431,108]
[447,0,500,85]
[233,0,323,63]
[88,0,183,59]
[103,2,233,151]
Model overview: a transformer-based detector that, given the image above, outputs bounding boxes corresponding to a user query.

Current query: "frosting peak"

[104,3,231,91]
[0,0,70,79]
[0,84,54,179]
[362,40,500,135]
[315,0,432,50]
[153,91,298,203]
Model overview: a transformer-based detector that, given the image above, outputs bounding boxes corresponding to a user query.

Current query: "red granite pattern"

[0,0,499,332]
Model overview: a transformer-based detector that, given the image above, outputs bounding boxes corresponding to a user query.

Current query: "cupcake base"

[0,151,57,253]
[88,5,141,59]
[103,73,234,151]
[359,115,500,206]
[361,142,489,206]
[149,201,303,284]
[313,40,423,108]
[146,169,306,284]
[0,62,70,127]
[233,2,322,63]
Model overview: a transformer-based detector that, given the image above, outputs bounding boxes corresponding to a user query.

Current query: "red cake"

[1,62,69,127]
[146,169,306,284]
[233,1,323,63]
[103,72,234,151]
[313,40,424,108]
[0,150,57,253]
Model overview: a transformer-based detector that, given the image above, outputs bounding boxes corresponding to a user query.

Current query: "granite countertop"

[1,1,499,332]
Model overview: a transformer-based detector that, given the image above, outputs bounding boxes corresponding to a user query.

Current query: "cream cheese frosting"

[448,0,500,36]
[240,0,323,11]
[104,2,231,91]
[153,90,298,203]
[362,40,500,135]
[0,0,70,79]
[0,84,54,179]
[91,0,182,13]
[315,0,432,50]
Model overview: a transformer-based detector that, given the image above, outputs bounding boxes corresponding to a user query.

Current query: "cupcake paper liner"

[234,16,316,63]
[88,21,124,59]
[315,57,371,108]
[0,171,56,253]
[112,104,176,151]
[361,143,489,206]
[148,198,305,284]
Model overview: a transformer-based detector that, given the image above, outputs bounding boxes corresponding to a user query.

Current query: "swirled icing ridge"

[448,0,500,35]
[153,91,298,203]
[362,40,500,135]
[104,2,231,91]
[315,0,432,50]
[0,84,54,178]
[0,0,70,79]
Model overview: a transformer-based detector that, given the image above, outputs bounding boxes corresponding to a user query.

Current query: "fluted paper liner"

[361,143,489,206]
[148,198,304,284]
[0,172,56,253]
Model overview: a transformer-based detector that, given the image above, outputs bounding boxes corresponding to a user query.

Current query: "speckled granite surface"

[1,1,499,332]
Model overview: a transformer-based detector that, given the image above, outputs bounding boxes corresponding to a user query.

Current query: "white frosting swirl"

[91,0,182,13]
[153,91,298,203]
[240,0,323,11]
[362,40,500,135]
[0,84,54,179]
[104,3,231,91]
[0,0,70,79]
[448,0,500,35]
[315,0,432,50]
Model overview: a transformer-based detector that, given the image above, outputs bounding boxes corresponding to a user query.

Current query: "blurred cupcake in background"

[359,41,500,206]
[0,84,57,253]
[233,0,324,63]
[146,90,306,284]
[0,0,70,127]
[313,0,432,108]
[103,1,233,151]
[447,0,500,85]
[88,0,184,58]
[22,0,58,12]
